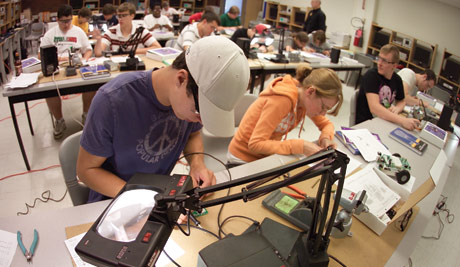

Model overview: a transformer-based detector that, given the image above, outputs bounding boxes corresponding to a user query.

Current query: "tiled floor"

[0,77,458,266]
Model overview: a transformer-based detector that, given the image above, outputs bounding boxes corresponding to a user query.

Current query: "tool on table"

[281,185,307,199]
[331,189,368,238]
[17,229,39,263]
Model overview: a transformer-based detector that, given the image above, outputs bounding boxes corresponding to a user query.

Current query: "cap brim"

[199,89,236,137]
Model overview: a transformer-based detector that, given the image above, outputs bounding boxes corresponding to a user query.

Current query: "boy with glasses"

[355,44,420,130]
[39,4,93,139]
[397,68,437,106]
[93,2,161,57]
[76,37,250,203]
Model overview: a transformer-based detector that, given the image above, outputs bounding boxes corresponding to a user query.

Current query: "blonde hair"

[295,63,313,84]
[302,68,343,116]
[118,2,136,15]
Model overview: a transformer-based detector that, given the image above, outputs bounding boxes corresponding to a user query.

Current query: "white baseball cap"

[185,36,250,137]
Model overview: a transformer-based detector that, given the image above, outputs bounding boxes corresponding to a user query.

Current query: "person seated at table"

[397,68,436,106]
[284,31,309,52]
[355,44,420,130]
[249,24,275,53]
[93,2,161,57]
[72,7,92,36]
[230,27,256,43]
[39,4,93,139]
[307,30,331,56]
[76,36,250,203]
[227,64,343,165]
[95,3,119,27]
[175,10,220,51]
[188,6,215,23]
[219,5,242,30]
[143,3,173,32]
[161,0,179,21]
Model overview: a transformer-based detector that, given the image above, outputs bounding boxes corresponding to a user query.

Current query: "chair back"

[234,94,258,127]
[349,89,360,127]
[0,37,14,83]
[58,131,90,206]
[165,38,176,48]
[30,22,45,37]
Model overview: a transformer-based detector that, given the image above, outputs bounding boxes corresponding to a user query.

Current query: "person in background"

[219,5,242,30]
[94,2,161,57]
[188,6,215,23]
[175,10,220,51]
[72,7,92,35]
[356,44,420,130]
[230,27,256,43]
[397,68,436,106]
[285,31,309,52]
[227,65,343,165]
[39,4,93,139]
[143,3,173,32]
[161,0,179,21]
[307,30,331,56]
[303,0,326,34]
[98,3,118,27]
[76,36,250,203]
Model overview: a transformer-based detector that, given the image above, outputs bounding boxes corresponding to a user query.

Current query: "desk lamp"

[65,49,77,77]
[118,26,146,71]
[270,28,289,64]
[75,149,349,267]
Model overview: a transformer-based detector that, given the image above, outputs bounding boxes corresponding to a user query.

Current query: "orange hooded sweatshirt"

[228,75,335,163]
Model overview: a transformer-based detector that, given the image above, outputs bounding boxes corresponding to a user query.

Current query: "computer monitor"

[294,11,305,25]
[269,7,277,20]
[372,31,390,49]
[412,44,432,68]
[441,57,460,84]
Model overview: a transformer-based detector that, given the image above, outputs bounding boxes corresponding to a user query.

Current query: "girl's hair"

[302,68,343,116]
[295,63,313,84]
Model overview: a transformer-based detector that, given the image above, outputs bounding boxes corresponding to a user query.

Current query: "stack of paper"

[6,73,41,89]
[342,129,390,162]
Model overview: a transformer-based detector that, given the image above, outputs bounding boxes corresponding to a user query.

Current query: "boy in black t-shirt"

[355,44,420,130]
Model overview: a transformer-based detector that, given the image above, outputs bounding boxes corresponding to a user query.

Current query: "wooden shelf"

[264,1,307,32]
[367,23,437,72]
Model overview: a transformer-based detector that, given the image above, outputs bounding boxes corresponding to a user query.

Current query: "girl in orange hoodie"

[228,64,343,164]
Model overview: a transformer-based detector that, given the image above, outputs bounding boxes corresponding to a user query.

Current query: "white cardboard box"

[351,166,434,235]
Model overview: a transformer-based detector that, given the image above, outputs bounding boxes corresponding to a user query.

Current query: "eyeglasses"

[117,13,131,18]
[58,19,72,24]
[377,56,395,65]
[319,97,336,113]
[399,208,413,231]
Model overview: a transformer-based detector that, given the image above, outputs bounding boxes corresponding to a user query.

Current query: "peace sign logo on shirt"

[144,116,182,156]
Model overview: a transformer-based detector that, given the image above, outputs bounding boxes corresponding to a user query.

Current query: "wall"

[22,0,67,15]
[374,0,460,74]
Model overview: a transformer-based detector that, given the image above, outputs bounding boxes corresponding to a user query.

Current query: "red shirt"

[189,12,203,23]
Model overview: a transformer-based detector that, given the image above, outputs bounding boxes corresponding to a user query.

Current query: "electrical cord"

[329,254,347,267]
[163,250,181,267]
[0,164,61,181]
[218,215,259,238]
[17,189,68,216]
[422,195,455,240]
[176,152,233,241]
[178,224,220,240]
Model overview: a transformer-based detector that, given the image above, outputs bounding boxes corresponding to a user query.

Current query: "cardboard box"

[353,167,434,235]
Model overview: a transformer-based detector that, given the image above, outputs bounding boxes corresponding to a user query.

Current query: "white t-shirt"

[397,68,417,96]
[161,7,179,20]
[40,25,92,56]
[174,22,200,51]
[101,22,158,52]
[143,14,173,32]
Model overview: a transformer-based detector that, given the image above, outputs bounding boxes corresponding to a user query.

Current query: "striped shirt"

[102,22,157,53]
[174,22,200,51]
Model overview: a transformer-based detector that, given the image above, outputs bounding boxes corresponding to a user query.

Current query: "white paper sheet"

[0,229,18,267]
[343,164,401,218]
[6,73,41,89]
[342,129,390,162]
[65,232,184,267]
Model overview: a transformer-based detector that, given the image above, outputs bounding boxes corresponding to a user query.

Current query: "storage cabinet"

[437,49,460,106]
[366,23,437,73]
[264,1,305,32]
[0,1,21,33]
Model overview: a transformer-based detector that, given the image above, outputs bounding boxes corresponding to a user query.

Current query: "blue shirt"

[81,69,202,202]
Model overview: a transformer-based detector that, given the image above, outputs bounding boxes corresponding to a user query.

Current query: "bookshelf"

[0,1,21,33]
[437,49,460,106]
[264,1,305,32]
[366,23,437,73]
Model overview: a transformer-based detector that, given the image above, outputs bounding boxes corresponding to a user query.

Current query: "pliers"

[17,229,39,263]
[282,185,307,199]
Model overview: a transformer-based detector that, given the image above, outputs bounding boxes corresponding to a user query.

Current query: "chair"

[24,22,45,55]
[165,38,177,48]
[59,131,89,206]
[234,94,258,127]
[349,89,360,127]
